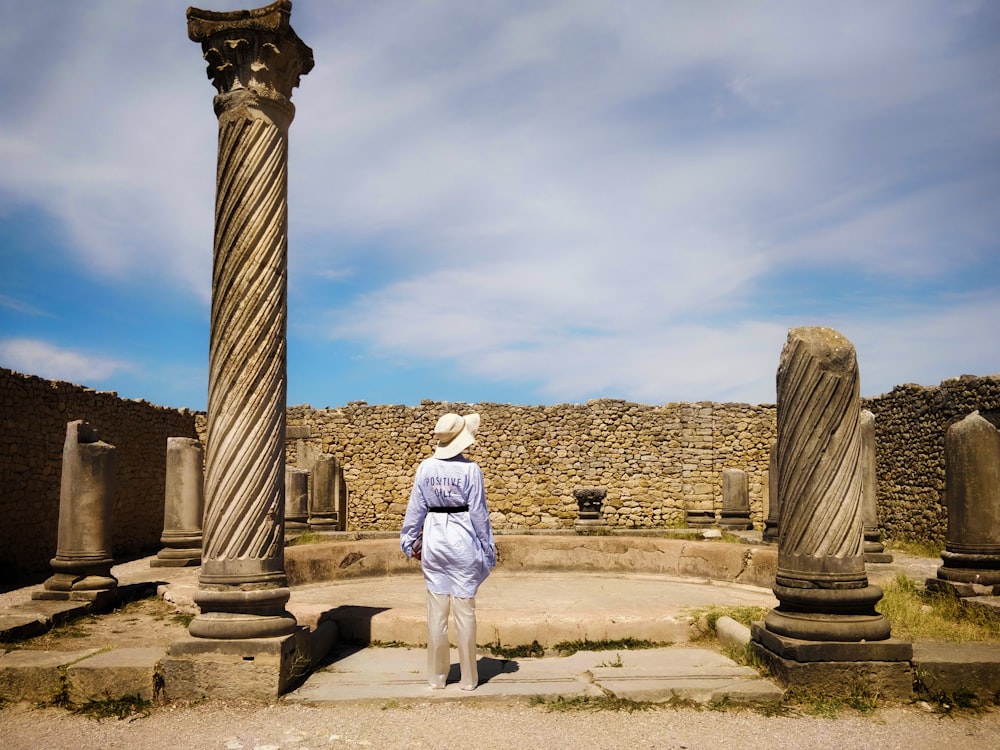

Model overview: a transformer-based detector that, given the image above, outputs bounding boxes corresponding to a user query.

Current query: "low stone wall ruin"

[864,376,1000,547]
[4,365,997,576]
[278,400,777,535]
[0,368,198,579]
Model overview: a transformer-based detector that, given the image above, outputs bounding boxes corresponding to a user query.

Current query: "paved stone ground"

[3,546,998,749]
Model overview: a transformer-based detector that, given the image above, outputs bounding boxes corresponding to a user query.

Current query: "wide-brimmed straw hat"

[432,412,480,459]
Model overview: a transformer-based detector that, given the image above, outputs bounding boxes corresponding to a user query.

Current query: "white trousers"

[426,590,478,689]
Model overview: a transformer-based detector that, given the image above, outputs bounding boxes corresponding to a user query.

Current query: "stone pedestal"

[860,410,891,563]
[753,328,904,693]
[186,1,313,641]
[161,629,311,701]
[153,437,204,567]
[285,466,309,530]
[720,468,752,530]
[762,443,780,543]
[750,623,913,701]
[685,509,716,529]
[35,421,118,605]
[573,487,607,531]
[928,411,1000,596]
[309,454,345,530]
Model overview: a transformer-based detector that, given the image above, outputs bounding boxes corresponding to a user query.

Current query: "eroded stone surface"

[763,327,891,644]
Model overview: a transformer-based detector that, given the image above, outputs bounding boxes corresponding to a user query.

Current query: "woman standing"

[400,412,496,690]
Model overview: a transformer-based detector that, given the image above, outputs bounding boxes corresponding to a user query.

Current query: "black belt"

[428,505,469,514]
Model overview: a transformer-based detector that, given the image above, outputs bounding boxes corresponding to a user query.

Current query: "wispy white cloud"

[0,338,133,384]
[0,294,51,317]
[0,1,996,408]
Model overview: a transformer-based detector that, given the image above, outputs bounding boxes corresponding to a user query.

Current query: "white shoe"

[460,683,477,691]
[429,682,445,690]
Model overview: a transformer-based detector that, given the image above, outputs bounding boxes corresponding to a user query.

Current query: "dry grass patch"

[876,574,1000,642]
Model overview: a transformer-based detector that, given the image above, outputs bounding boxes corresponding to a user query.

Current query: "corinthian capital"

[188,1,314,100]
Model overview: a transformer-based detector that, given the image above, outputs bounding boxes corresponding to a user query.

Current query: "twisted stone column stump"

[750,327,911,700]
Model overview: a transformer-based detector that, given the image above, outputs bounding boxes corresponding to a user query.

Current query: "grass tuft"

[553,637,668,656]
[71,694,153,721]
[877,574,1000,642]
[531,694,657,713]
[288,531,326,546]
[486,640,545,659]
[885,540,944,558]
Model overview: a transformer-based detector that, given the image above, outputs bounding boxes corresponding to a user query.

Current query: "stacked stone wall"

[863,375,1000,546]
[6,364,997,577]
[276,400,777,534]
[0,368,198,578]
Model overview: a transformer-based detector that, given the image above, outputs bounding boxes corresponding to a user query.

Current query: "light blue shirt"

[400,455,496,598]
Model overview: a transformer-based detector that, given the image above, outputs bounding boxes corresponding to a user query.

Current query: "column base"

[37,571,118,596]
[750,623,913,701]
[151,548,202,567]
[767,583,890,641]
[192,585,297,639]
[685,510,716,528]
[188,611,298,639]
[936,553,1000,587]
[308,514,338,530]
[719,512,753,531]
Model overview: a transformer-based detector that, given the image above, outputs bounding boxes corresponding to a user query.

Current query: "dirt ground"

[3,595,192,653]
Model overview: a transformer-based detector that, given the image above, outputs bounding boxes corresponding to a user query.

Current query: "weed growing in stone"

[530,694,657,712]
[885,540,944,558]
[685,604,769,643]
[720,642,772,678]
[71,694,153,721]
[486,640,545,659]
[597,653,624,667]
[288,531,326,546]
[553,637,668,656]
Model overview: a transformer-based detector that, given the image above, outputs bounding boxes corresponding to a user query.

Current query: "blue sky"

[1,0,997,412]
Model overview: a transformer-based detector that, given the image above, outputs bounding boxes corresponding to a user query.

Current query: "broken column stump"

[34,420,118,609]
[750,327,911,700]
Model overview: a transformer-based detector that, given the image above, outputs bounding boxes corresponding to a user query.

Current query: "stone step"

[911,642,1000,700]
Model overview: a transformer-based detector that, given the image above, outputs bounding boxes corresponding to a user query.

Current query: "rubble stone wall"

[862,375,1000,547]
[275,400,778,533]
[7,365,997,577]
[0,368,198,578]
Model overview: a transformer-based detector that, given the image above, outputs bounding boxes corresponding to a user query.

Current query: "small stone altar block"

[574,487,607,530]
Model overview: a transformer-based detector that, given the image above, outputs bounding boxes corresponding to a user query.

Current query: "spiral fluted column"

[187,1,312,640]
[764,327,890,642]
